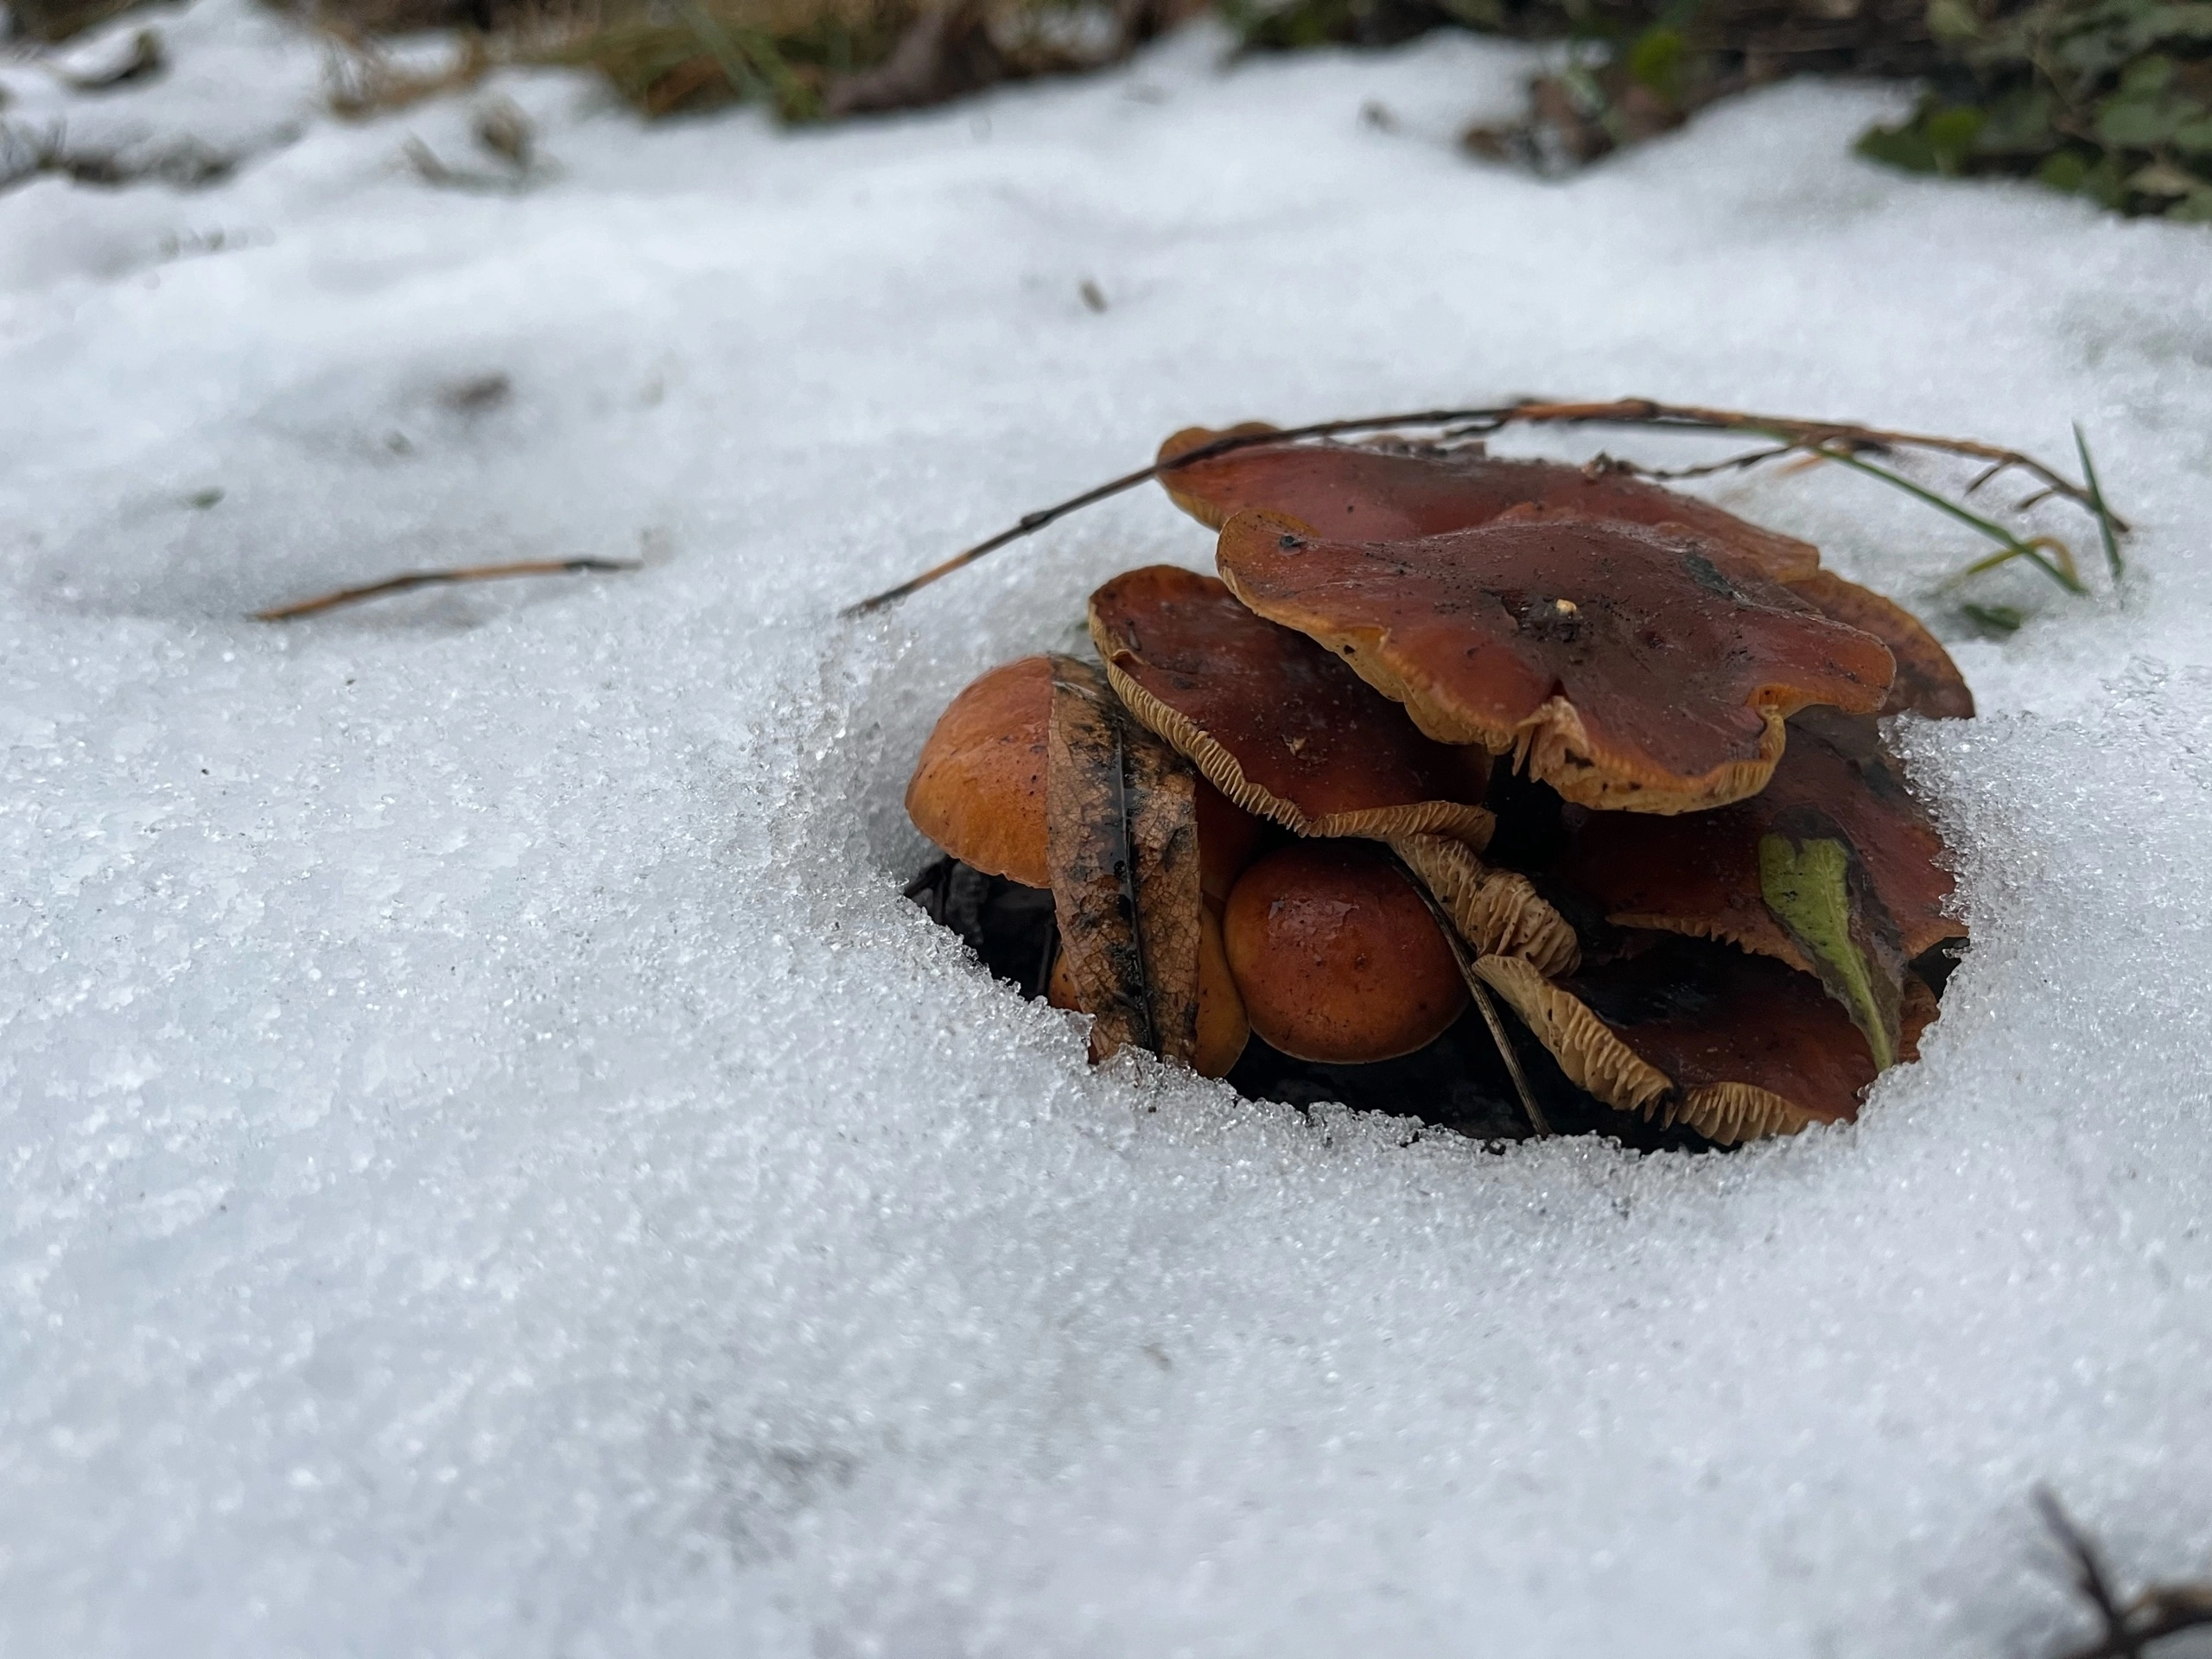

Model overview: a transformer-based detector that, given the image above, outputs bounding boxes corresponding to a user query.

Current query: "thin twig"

[2037,1489,2212,1659]
[2041,1490,2140,1659]
[1408,877,1551,1137]
[1597,442,1799,482]
[253,557,639,621]
[843,397,2120,615]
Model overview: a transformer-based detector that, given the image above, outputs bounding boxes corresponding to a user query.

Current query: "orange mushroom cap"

[1552,708,1963,971]
[1785,570,1974,720]
[1477,937,1938,1146]
[1159,424,1821,585]
[1196,778,1263,908]
[1222,840,1467,1065]
[906,655,1052,887]
[1090,563,1494,848]
[1216,511,1897,814]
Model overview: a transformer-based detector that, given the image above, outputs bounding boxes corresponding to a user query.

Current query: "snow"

[4,5,2212,1652]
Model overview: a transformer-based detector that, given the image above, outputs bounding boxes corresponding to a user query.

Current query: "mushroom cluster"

[903,423,1970,1147]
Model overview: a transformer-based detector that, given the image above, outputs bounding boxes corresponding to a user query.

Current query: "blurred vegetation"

[11,0,2205,220]
[1236,0,2210,217]
[298,0,1194,122]
[1857,0,2212,219]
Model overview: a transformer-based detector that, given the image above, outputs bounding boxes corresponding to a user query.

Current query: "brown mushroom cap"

[1196,778,1263,907]
[1222,840,1467,1064]
[1476,937,1938,1145]
[1216,510,1896,814]
[1785,570,1974,720]
[1090,564,1494,848]
[1195,906,1250,1078]
[1159,425,1821,584]
[906,654,1052,887]
[1552,708,1963,971]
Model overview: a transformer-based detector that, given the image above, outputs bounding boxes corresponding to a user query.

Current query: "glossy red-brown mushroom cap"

[1553,709,1962,970]
[1787,570,1974,720]
[1217,511,1896,814]
[906,654,1052,887]
[1158,424,1821,583]
[1090,563,1493,847]
[1477,937,1938,1145]
[1222,840,1467,1064]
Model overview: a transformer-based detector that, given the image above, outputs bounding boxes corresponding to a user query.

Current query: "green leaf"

[2037,147,2095,190]
[1759,833,1903,1072]
[1925,104,1988,171]
[1624,24,1687,99]
[1859,120,1945,174]
[2098,93,2183,145]
[1961,601,2026,636]
[1975,84,2058,155]
[1929,0,1985,41]
[2119,53,2177,95]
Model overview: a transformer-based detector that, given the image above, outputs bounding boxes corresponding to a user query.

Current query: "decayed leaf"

[1550,708,1962,970]
[1758,815,1906,1072]
[1089,563,1494,847]
[1046,652,1202,1066]
[1159,425,1821,583]
[1476,937,1938,1146]
[1215,510,1896,813]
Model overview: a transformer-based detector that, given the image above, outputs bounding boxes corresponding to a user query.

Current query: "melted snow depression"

[3,3,2210,1651]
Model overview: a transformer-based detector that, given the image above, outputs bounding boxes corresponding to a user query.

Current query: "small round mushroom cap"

[1197,778,1263,907]
[1158,424,1820,583]
[1785,570,1974,720]
[1475,937,1937,1146]
[906,655,1052,888]
[1090,564,1494,848]
[1222,840,1467,1064]
[1195,906,1250,1078]
[1553,708,1963,971]
[1216,511,1896,814]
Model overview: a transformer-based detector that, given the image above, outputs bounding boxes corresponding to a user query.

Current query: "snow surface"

[5,6,2212,1653]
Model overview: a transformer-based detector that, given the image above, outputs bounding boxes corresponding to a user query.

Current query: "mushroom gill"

[1089,563,1495,848]
[1475,937,1938,1146]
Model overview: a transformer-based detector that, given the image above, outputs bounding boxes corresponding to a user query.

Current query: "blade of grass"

[1814,444,2089,596]
[671,0,771,103]
[2074,423,2125,583]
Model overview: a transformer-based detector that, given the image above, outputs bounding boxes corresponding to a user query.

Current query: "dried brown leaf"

[1046,653,1201,1067]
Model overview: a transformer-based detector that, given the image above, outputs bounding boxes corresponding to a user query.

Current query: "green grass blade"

[2073,423,2125,584]
[1818,446,2089,596]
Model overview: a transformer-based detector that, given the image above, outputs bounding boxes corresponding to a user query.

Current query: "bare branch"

[2038,1489,2212,1659]
[843,397,2123,616]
